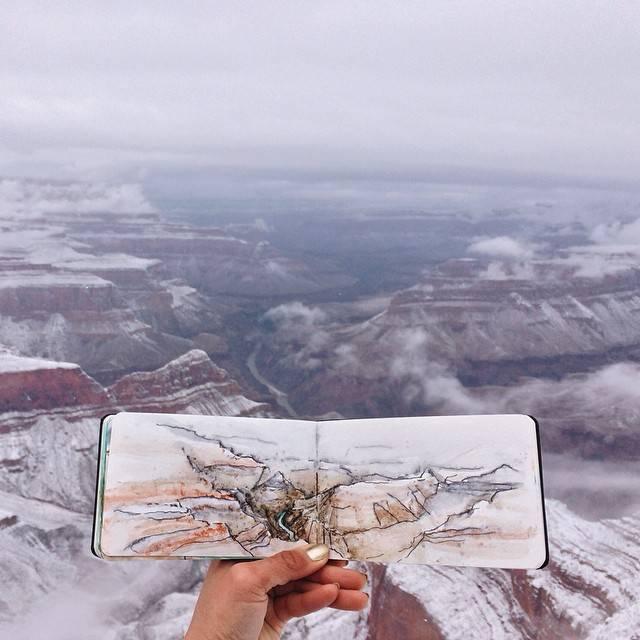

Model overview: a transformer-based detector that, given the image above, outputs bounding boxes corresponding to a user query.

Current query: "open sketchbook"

[92,413,548,569]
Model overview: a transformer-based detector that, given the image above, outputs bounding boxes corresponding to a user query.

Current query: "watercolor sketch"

[95,413,547,569]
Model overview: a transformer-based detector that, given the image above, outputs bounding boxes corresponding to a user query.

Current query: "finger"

[231,544,330,594]
[271,578,338,597]
[307,565,367,590]
[327,559,349,567]
[271,579,368,610]
[284,581,369,612]
[330,588,370,611]
[264,560,348,596]
[295,580,369,611]
[272,583,339,622]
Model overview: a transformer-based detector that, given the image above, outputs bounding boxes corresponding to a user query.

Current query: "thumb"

[241,544,331,594]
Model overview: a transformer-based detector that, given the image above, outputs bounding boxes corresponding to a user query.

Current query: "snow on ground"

[0,349,79,373]
[0,271,112,289]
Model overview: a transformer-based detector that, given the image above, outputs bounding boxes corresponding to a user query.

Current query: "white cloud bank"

[466,235,541,280]
[468,236,534,260]
[468,226,640,281]
[264,302,330,370]
[380,328,640,431]
[591,218,640,246]
[0,178,156,219]
[388,327,487,414]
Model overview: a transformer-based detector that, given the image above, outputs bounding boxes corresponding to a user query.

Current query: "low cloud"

[263,302,330,370]
[0,178,156,219]
[479,260,537,280]
[264,301,327,331]
[591,217,640,245]
[386,328,487,413]
[330,326,488,413]
[0,552,200,640]
[466,235,543,281]
[556,249,638,278]
[468,235,534,260]
[333,343,360,374]
[546,216,640,279]
[329,319,640,437]
[501,362,640,422]
[470,228,640,281]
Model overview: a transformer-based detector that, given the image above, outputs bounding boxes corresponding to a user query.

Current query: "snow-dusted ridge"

[0,350,79,373]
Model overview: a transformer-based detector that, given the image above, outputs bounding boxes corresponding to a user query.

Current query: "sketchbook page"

[316,415,547,569]
[100,412,318,558]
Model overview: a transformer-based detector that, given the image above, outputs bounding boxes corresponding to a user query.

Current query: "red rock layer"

[0,366,109,415]
[367,565,444,640]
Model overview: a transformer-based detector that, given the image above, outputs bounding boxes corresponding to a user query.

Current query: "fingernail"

[305,543,330,561]
[361,571,368,584]
[333,582,341,589]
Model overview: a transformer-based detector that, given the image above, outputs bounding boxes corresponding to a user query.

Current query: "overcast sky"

[2,1,640,196]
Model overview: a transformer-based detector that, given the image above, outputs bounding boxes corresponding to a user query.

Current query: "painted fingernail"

[306,543,330,561]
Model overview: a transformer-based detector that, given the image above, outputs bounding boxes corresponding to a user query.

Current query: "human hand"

[184,543,369,640]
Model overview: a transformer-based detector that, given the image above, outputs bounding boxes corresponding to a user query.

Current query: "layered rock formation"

[108,349,265,416]
[0,348,271,635]
[0,210,352,385]
[68,216,354,298]
[0,352,108,413]
[255,258,640,461]
[0,349,269,509]
[374,258,640,383]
